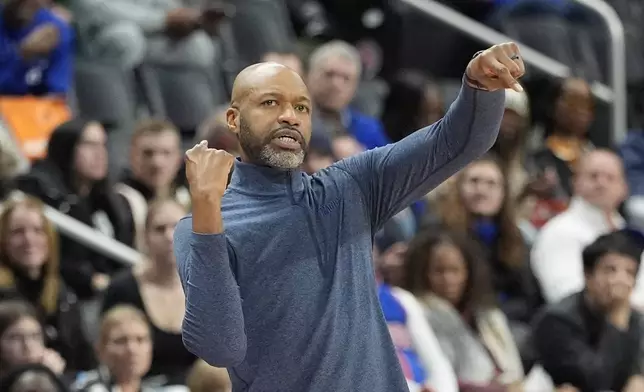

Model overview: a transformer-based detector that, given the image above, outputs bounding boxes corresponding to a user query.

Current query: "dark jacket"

[13,119,134,298]
[534,292,644,392]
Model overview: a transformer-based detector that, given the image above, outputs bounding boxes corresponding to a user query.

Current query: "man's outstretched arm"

[335,43,523,230]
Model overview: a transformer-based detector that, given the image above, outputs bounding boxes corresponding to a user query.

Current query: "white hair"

[308,40,362,76]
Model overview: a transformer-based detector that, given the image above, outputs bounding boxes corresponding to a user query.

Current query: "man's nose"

[278,105,300,126]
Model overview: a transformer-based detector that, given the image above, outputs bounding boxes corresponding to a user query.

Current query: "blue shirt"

[173,79,504,392]
[379,283,427,384]
[0,7,74,95]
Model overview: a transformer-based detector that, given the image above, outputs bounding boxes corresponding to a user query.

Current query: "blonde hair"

[187,360,232,392]
[98,305,150,348]
[144,198,186,231]
[0,196,60,315]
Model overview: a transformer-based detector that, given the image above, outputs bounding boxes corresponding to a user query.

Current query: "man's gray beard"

[258,145,305,170]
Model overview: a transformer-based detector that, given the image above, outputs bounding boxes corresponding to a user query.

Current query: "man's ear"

[226,107,240,135]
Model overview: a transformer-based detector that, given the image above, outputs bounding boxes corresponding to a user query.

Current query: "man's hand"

[466,42,525,92]
[19,23,60,60]
[165,8,201,38]
[186,140,234,201]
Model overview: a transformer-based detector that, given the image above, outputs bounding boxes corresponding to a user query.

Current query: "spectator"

[0,300,66,378]
[115,119,189,251]
[530,78,595,226]
[102,200,195,385]
[186,360,231,392]
[261,50,303,76]
[307,40,390,149]
[381,70,445,143]
[0,196,95,371]
[530,149,644,307]
[14,118,134,298]
[373,242,458,392]
[403,230,524,392]
[374,216,416,288]
[332,134,364,160]
[71,305,159,391]
[0,0,74,96]
[68,0,217,73]
[491,88,531,199]
[302,131,335,175]
[196,107,241,156]
[533,230,644,392]
[431,154,542,325]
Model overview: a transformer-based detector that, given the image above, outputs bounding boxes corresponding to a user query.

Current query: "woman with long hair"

[101,199,195,385]
[14,118,134,298]
[403,230,524,392]
[432,154,542,325]
[0,196,95,371]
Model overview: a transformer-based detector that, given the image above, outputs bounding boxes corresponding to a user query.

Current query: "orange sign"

[0,96,71,160]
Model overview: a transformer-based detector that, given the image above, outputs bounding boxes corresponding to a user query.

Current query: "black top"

[101,272,196,385]
[534,292,644,392]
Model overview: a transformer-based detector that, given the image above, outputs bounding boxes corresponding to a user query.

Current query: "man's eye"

[262,100,277,106]
[295,104,309,113]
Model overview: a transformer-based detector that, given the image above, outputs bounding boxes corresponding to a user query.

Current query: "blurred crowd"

[1,0,644,391]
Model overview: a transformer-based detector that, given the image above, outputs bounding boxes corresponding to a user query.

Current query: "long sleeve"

[533,311,628,391]
[173,217,247,367]
[335,78,504,231]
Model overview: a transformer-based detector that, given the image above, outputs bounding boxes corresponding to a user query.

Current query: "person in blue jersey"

[0,0,73,96]
[173,42,525,392]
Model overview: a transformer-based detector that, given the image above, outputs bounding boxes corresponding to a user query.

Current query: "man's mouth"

[271,129,304,150]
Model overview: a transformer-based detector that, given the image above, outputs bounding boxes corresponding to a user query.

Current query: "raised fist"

[185,141,235,199]
[466,42,525,92]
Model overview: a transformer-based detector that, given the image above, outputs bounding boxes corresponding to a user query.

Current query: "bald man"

[173,43,525,392]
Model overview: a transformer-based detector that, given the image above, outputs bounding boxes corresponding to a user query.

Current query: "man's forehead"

[232,63,308,102]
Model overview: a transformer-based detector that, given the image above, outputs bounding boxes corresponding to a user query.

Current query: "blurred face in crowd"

[554,78,594,137]
[74,122,108,183]
[0,316,45,368]
[131,130,182,191]
[303,151,334,174]
[459,161,505,217]
[426,242,468,306]
[574,150,627,212]
[262,52,303,77]
[421,85,445,126]
[228,64,312,169]
[586,252,638,311]
[2,0,40,28]
[494,109,526,158]
[99,319,152,383]
[308,54,359,112]
[3,205,49,278]
[332,135,364,160]
[145,201,184,267]
[377,242,408,287]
